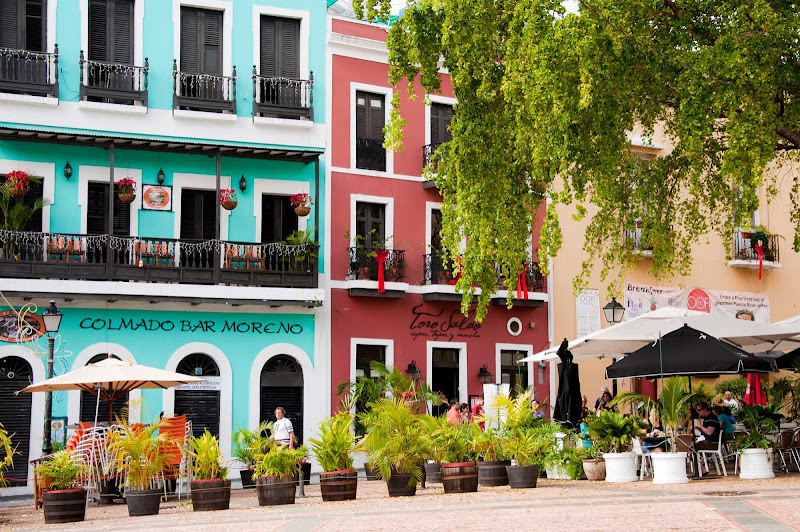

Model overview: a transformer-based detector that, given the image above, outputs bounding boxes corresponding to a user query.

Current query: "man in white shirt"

[723,391,739,410]
[271,407,296,448]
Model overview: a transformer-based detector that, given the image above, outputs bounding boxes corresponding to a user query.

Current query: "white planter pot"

[545,464,570,480]
[602,452,638,483]
[651,452,689,484]
[739,448,775,479]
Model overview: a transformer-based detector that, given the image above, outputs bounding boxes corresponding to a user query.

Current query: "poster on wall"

[141,185,172,211]
[576,289,601,337]
[624,281,771,322]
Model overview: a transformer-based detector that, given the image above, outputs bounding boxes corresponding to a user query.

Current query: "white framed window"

[494,343,533,389]
[172,0,233,76]
[77,165,141,236]
[80,0,146,68]
[171,173,231,241]
[252,5,310,80]
[349,82,394,175]
[348,193,394,248]
[349,337,394,385]
[253,179,309,244]
[426,341,468,410]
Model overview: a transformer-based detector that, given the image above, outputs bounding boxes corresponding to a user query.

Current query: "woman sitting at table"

[713,404,736,438]
[595,391,615,414]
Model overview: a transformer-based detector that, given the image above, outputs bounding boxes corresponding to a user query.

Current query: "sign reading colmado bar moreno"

[78,317,304,335]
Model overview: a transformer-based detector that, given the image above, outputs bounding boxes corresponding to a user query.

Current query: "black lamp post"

[602,297,625,324]
[406,360,421,381]
[41,300,62,456]
[478,364,493,385]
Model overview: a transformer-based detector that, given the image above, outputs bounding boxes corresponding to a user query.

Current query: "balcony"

[252,70,313,120]
[728,231,781,270]
[355,138,386,172]
[173,61,236,114]
[79,52,148,106]
[346,247,406,297]
[625,227,654,257]
[423,251,456,285]
[0,46,59,98]
[0,230,318,290]
[493,262,546,307]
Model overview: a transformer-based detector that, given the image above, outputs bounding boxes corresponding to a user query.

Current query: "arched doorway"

[175,353,220,439]
[0,356,32,487]
[80,354,128,423]
[260,355,303,444]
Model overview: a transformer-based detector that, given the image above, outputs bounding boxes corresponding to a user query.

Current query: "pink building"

[326,14,552,416]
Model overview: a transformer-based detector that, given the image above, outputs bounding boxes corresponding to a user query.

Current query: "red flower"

[219,188,237,203]
[5,170,30,189]
[290,193,312,207]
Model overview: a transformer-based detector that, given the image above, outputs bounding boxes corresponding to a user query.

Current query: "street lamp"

[406,360,421,381]
[41,300,62,456]
[602,297,625,324]
[478,364,493,385]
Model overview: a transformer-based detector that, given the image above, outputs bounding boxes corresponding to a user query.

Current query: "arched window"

[175,353,220,439]
[260,355,303,443]
[0,356,33,486]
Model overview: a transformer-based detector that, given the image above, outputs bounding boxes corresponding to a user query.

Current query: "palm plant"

[733,405,778,450]
[107,420,171,491]
[308,411,357,472]
[0,422,16,487]
[611,376,696,452]
[586,410,645,453]
[189,430,229,480]
[501,427,551,466]
[232,422,274,469]
[420,416,476,464]
[470,425,508,461]
[36,449,85,490]
[0,179,49,231]
[252,445,307,478]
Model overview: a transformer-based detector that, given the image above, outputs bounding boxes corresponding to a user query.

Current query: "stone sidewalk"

[2,474,799,532]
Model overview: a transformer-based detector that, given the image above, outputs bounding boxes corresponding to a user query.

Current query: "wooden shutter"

[356,91,368,139]
[0,0,20,49]
[202,9,221,74]
[112,184,130,236]
[180,190,198,240]
[431,103,453,144]
[86,183,107,235]
[22,177,43,232]
[369,94,385,140]
[181,7,222,74]
[180,7,199,73]
[24,0,44,52]
[112,0,133,64]
[88,0,108,61]
[259,16,276,77]
[430,106,441,145]
[260,16,299,78]
[280,18,299,78]
[201,190,216,240]
[442,104,453,142]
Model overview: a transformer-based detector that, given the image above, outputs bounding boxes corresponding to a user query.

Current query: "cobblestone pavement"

[2,474,799,532]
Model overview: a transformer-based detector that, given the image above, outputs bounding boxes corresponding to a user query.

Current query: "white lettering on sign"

[175,376,222,391]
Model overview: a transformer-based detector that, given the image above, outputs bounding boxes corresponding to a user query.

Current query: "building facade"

[326,15,552,418]
[0,0,329,493]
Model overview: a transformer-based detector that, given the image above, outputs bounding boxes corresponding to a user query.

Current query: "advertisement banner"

[624,282,770,322]
[576,289,602,337]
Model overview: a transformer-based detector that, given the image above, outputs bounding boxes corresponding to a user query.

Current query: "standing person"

[594,386,610,410]
[531,399,546,420]
[471,396,485,430]
[723,391,740,410]
[446,401,461,425]
[270,407,296,449]
[460,403,471,424]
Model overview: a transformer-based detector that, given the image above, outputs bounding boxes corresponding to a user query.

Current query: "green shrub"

[36,449,84,490]
[189,430,229,480]
[232,422,274,469]
[253,445,307,478]
[308,411,357,472]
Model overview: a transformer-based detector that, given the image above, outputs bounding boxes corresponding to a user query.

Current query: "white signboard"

[175,376,222,391]
[624,282,770,322]
[576,289,601,337]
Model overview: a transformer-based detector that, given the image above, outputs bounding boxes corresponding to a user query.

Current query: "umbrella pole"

[688,376,698,478]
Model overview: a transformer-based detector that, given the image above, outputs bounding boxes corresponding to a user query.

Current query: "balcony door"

[261,194,296,244]
[87,182,130,236]
[355,91,386,171]
[259,15,300,110]
[432,347,460,418]
[87,0,134,99]
[179,6,223,103]
[0,0,47,88]
[355,201,385,248]
[430,103,453,145]
[180,189,216,241]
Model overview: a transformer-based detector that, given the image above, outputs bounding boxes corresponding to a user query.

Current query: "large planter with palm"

[502,427,552,488]
[35,449,87,524]
[423,418,478,493]
[734,405,777,479]
[189,431,231,511]
[308,411,358,501]
[252,445,307,506]
[472,426,510,486]
[232,423,274,488]
[587,411,645,483]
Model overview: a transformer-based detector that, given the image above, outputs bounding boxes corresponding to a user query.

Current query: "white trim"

[162,342,233,466]
[0,93,59,106]
[329,279,409,292]
[426,341,468,409]
[77,165,141,236]
[330,166,424,182]
[0,345,44,495]
[172,109,237,122]
[251,5,310,80]
[349,82,394,174]
[506,317,523,337]
[46,0,57,55]
[495,343,534,388]
[329,32,389,64]
[173,0,234,76]
[329,14,391,30]
[424,95,457,147]
[349,337,394,385]
[67,344,141,425]
[80,0,145,67]
[254,116,314,129]
[77,100,149,115]
[253,179,309,244]
[424,201,442,252]
[0,159,54,232]
[348,193,394,248]
[171,173,230,241]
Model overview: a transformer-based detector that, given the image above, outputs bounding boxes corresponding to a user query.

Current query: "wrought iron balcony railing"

[0,230,317,289]
[496,262,546,294]
[347,247,405,282]
[625,227,653,254]
[423,251,457,285]
[422,142,444,170]
[356,138,386,172]
[252,68,313,120]
[79,51,148,105]
[173,61,236,113]
[732,230,780,263]
[0,46,59,97]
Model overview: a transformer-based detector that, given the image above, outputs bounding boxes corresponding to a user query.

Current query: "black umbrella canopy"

[605,325,773,380]
[770,348,800,371]
[553,339,582,428]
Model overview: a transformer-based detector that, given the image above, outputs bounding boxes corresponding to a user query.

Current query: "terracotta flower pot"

[221,199,238,211]
[294,205,311,216]
[118,192,136,204]
[8,185,28,199]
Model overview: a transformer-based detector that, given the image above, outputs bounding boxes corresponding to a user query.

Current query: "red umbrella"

[744,373,767,406]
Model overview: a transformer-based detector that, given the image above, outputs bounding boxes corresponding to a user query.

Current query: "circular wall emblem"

[143,186,171,210]
[507,317,523,337]
[687,288,711,313]
[0,310,45,343]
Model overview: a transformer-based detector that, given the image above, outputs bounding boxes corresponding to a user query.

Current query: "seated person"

[531,399,546,420]
[693,402,721,450]
[713,405,735,438]
[641,411,666,452]
[595,391,615,414]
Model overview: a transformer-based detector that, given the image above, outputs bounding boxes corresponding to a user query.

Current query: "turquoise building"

[0,0,329,493]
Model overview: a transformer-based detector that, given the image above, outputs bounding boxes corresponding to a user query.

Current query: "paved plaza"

[2,474,799,532]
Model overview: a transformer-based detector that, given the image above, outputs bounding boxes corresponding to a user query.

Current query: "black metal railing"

[356,138,386,172]
[173,61,236,113]
[0,46,59,97]
[79,51,148,105]
[732,231,780,263]
[423,251,457,285]
[496,262,546,294]
[625,227,653,254]
[347,247,405,282]
[422,142,444,170]
[252,68,313,120]
[0,230,318,288]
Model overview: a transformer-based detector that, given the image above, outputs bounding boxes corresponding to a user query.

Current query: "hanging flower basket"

[294,206,311,216]
[290,193,313,217]
[219,189,238,211]
[118,178,137,204]
[5,170,30,199]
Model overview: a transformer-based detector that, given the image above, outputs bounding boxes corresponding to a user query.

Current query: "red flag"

[375,250,389,293]
[515,264,529,300]
[754,242,764,280]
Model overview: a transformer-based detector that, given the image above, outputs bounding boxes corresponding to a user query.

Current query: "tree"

[351,0,800,319]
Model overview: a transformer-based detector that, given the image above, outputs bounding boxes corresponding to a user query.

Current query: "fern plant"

[107,420,171,491]
[420,416,476,464]
[308,411,357,472]
[252,445,307,478]
[232,422,274,468]
[586,411,645,453]
[0,422,16,487]
[36,449,85,490]
[189,430,229,480]
[0,179,49,231]
[502,427,551,467]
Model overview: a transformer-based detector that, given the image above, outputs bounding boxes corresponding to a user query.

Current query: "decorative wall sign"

[409,304,481,342]
[142,185,172,211]
[0,310,45,343]
[175,376,222,391]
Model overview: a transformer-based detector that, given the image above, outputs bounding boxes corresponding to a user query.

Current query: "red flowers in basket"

[290,193,312,208]
[219,189,238,203]
[118,178,136,195]
[5,170,30,189]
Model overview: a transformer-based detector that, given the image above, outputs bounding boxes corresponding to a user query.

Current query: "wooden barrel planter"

[190,479,231,512]
[292,461,312,486]
[363,462,379,481]
[42,488,87,524]
[319,469,358,502]
[441,462,478,493]
[240,469,256,488]
[386,473,416,497]
[256,475,296,506]
[424,462,442,483]
[478,460,510,486]
[126,489,161,516]
[506,465,539,489]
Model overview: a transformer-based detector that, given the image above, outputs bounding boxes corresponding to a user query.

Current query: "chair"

[135,241,155,266]
[47,236,67,262]
[66,238,85,263]
[225,244,245,270]
[773,430,798,472]
[155,242,175,267]
[696,435,727,477]
[245,246,264,270]
[632,437,652,479]
[159,416,191,499]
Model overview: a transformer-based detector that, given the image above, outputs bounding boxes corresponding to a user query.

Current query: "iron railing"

[423,251,457,285]
[422,142,444,170]
[356,138,386,172]
[79,51,148,105]
[0,46,59,97]
[0,230,318,288]
[173,61,236,113]
[732,231,780,263]
[252,68,313,120]
[347,247,405,282]
[625,227,653,254]
[496,262,546,293]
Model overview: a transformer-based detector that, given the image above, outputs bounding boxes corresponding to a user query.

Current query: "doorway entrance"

[432,347,460,417]
[175,353,220,439]
[260,355,303,444]
[0,356,32,487]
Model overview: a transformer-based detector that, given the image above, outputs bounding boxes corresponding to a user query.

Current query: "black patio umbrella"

[605,325,774,380]
[552,338,582,429]
[767,348,800,371]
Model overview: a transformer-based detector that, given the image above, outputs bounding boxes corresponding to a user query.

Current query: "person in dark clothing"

[594,386,610,410]
[694,402,721,450]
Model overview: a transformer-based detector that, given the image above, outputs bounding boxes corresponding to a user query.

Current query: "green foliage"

[308,411,357,472]
[543,446,585,480]
[232,422,274,468]
[107,420,172,491]
[252,445,307,478]
[501,425,554,466]
[419,416,477,464]
[36,449,84,490]
[714,378,748,403]
[189,430,229,480]
[731,405,778,451]
[0,178,50,231]
[692,382,715,406]
[0,422,16,487]
[586,410,645,453]
[767,375,800,421]
[469,425,507,462]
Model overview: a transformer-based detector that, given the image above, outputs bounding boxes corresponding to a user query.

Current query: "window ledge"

[173,109,237,122]
[727,259,781,270]
[254,116,314,129]
[0,92,58,106]
[78,100,148,115]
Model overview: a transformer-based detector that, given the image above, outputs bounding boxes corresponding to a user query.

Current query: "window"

[88,0,133,64]
[0,0,46,52]
[87,182,130,236]
[355,344,385,379]
[0,173,43,232]
[500,350,528,394]
[180,7,222,75]
[260,16,299,79]
[261,194,297,244]
[430,208,443,252]
[355,201,385,248]
[430,103,453,146]
[355,91,386,171]
[180,189,215,241]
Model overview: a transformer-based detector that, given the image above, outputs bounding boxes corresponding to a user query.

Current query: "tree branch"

[776,129,800,150]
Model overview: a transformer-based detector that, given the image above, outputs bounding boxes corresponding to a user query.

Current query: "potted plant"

[118,177,136,204]
[290,193,313,217]
[232,422,273,488]
[0,176,49,235]
[35,449,87,524]
[502,426,552,488]
[107,420,171,516]
[188,430,231,511]
[733,405,778,479]
[471,425,510,486]
[4,170,30,199]
[613,376,696,484]
[544,444,585,480]
[219,188,238,211]
[586,410,645,483]
[308,410,358,501]
[0,422,16,487]
[358,398,430,497]
[281,226,317,272]
[580,443,607,481]
[422,419,478,493]
[252,445,307,506]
